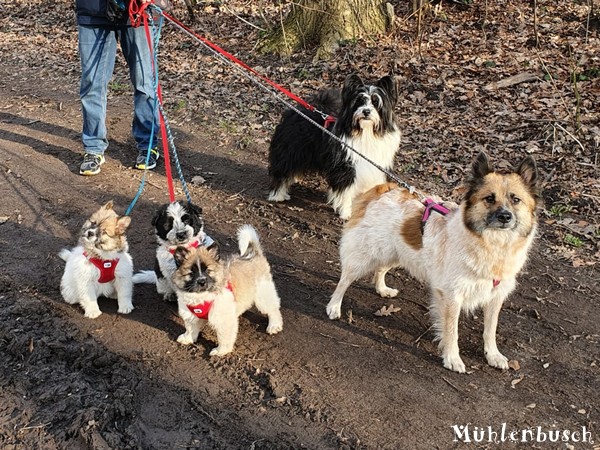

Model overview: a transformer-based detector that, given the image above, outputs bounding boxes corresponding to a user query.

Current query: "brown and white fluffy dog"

[172,225,283,356]
[326,152,540,373]
[59,201,134,319]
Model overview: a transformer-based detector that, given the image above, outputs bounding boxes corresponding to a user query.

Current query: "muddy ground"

[1,1,599,449]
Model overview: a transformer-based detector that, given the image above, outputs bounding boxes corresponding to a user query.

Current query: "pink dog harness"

[84,252,119,283]
[421,198,450,230]
[187,281,234,320]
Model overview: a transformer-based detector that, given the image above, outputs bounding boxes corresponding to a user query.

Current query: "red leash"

[161,10,334,123]
[163,11,313,110]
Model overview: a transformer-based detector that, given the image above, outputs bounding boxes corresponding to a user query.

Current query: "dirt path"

[1,64,598,449]
[1,1,599,449]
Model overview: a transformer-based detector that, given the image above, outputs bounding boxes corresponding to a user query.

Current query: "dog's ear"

[151,204,167,227]
[173,246,190,268]
[377,75,398,105]
[187,202,203,216]
[206,241,220,261]
[342,74,363,103]
[516,155,538,191]
[471,152,493,181]
[102,200,114,211]
[116,216,131,234]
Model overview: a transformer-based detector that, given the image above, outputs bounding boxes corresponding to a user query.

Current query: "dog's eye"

[484,194,496,204]
[511,194,521,204]
[181,214,189,223]
[200,262,208,272]
[371,94,382,108]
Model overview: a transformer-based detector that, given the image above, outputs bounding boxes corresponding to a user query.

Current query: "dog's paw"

[118,304,134,315]
[486,352,509,370]
[267,191,290,202]
[84,309,102,319]
[443,354,466,373]
[209,346,232,356]
[176,334,194,345]
[376,286,398,298]
[326,302,342,320]
[266,322,283,335]
[338,210,351,221]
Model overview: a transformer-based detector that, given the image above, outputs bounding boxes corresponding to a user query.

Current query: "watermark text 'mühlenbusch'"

[452,423,594,444]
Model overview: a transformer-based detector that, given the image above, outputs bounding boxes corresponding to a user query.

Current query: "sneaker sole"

[80,168,102,176]
[135,162,157,170]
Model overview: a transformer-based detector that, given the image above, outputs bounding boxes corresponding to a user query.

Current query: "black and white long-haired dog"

[132,201,214,300]
[267,74,401,219]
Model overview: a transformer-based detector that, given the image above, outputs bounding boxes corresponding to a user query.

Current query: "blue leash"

[126,7,193,216]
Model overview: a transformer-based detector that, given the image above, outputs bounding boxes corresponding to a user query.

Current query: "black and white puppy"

[133,201,214,300]
[267,73,401,219]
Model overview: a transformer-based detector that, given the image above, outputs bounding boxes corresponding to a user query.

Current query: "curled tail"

[58,249,72,262]
[237,224,262,260]
[132,270,158,285]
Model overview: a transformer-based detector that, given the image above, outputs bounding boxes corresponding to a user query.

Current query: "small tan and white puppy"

[59,201,134,319]
[327,152,540,373]
[172,225,283,356]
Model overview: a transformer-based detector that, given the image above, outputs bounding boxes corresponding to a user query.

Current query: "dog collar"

[187,281,234,320]
[84,252,119,283]
[168,239,201,255]
[421,198,450,233]
[323,115,336,129]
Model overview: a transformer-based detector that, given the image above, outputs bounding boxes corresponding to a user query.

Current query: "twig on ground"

[18,422,51,432]
[318,332,362,348]
[441,376,461,392]
[554,123,586,153]
[414,325,432,344]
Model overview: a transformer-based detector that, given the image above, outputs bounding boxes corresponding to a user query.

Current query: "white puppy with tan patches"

[172,225,283,356]
[59,201,134,319]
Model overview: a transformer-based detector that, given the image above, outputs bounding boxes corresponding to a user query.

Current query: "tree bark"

[260,0,393,60]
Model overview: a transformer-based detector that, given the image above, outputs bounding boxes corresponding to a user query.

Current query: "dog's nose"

[86,230,95,238]
[176,232,187,240]
[497,210,513,224]
[363,109,371,117]
[197,277,207,287]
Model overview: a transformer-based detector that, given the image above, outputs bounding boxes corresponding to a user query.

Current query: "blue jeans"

[78,24,158,156]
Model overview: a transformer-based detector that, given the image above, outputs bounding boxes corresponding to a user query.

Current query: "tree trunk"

[260,0,394,60]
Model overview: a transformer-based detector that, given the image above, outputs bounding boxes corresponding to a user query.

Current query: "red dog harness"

[84,252,119,283]
[187,281,234,320]
[168,239,201,255]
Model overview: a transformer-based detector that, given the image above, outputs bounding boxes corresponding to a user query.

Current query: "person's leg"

[119,25,159,168]
[78,25,117,158]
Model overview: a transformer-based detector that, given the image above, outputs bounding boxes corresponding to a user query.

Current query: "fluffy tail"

[58,249,72,262]
[237,224,262,260]
[132,270,158,285]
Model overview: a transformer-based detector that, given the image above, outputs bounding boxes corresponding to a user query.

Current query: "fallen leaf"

[508,360,521,371]
[374,304,401,316]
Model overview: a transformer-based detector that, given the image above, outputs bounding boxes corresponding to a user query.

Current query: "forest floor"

[0,1,598,449]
